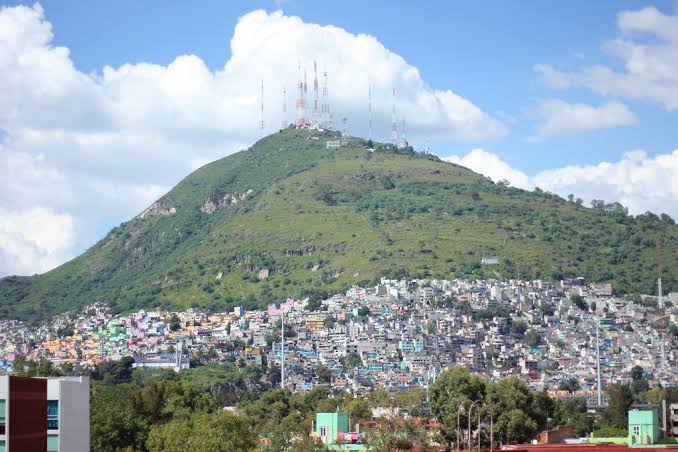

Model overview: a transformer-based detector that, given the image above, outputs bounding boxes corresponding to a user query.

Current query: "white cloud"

[532,99,636,138]
[444,149,533,189]
[444,148,678,219]
[0,207,77,275]
[0,4,505,276]
[534,6,678,110]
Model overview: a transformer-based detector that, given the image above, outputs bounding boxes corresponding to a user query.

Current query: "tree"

[495,409,538,445]
[314,365,332,384]
[90,356,135,384]
[601,384,634,428]
[91,383,149,452]
[524,330,542,347]
[429,366,486,445]
[147,411,257,452]
[130,380,217,425]
[570,294,587,311]
[169,314,181,332]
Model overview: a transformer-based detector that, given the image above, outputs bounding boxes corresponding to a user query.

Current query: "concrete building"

[0,375,89,452]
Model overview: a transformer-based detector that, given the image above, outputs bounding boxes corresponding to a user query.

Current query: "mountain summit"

[1,128,676,321]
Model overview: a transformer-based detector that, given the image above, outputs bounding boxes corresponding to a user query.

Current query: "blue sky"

[1,1,677,276]
[4,0,675,172]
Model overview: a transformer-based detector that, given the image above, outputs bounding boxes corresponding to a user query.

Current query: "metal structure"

[321,63,332,129]
[295,61,307,127]
[312,60,320,125]
[281,306,285,389]
[596,318,602,407]
[282,85,287,129]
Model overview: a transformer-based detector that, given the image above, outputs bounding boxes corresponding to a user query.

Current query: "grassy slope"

[1,128,676,321]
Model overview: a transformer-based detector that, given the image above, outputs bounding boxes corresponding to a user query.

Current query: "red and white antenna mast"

[259,80,264,137]
[391,88,398,145]
[312,60,320,125]
[282,85,287,129]
[322,63,330,129]
[295,61,306,127]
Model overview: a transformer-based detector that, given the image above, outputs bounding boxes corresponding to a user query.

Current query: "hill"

[1,128,676,321]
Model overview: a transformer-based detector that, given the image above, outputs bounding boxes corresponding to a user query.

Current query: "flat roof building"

[0,375,89,452]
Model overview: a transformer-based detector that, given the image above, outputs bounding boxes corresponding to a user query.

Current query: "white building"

[0,375,89,452]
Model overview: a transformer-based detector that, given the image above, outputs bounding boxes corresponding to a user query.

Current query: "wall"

[8,376,47,452]
[59,378,90,452]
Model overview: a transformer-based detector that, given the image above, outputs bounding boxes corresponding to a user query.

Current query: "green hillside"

[1,128,677,321]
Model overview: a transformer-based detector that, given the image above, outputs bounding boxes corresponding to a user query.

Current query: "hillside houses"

[1,278,676,400]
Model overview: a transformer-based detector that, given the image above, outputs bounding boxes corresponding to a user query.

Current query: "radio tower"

[401,117,407,145]
[321,64,331,129]
[282,85,287,129]
[312,60,320,126]
[368,83,372,141]
[391,88,398,145]
[342,117,348,137]
[303,67,308,125]
[295,61,306,127]
[657,234,664,309]
[259,80,264,137]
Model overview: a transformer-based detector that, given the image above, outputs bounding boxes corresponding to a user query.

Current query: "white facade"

[0,376,88,452]
[47,377,90,452]
[0,376,7,452]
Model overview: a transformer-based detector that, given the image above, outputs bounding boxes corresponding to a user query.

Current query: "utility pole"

[596,318,602,407]
[281,306,285,389]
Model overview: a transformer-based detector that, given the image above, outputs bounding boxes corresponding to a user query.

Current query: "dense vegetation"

[1,128,677,322]
[13,356,678,451]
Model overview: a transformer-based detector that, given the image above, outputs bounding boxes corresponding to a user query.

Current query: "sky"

[0,1,677,276]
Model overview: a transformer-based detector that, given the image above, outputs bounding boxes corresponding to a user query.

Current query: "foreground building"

[0,376,89,452]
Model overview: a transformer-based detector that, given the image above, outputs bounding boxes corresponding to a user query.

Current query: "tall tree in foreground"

[601,384,634,428]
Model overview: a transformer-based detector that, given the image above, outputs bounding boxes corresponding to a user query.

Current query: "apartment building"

[0,375,89,452]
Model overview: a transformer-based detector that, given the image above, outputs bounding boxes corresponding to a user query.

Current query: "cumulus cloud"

[444,148,678,219]
[534,6,678,110]
[0,4,505,276]
[444,149,533,189]
[532,99,636,138]
[0,207,77,275]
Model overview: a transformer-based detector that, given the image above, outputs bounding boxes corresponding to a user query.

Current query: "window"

[0,399,5,435]
[47,434,59,452]
[320,427,328,437]
[47,400,59,430]
[0,440,5,452]
[632,425,640,436]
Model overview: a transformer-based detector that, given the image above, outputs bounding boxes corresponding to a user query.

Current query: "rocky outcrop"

[201,189,253,214]
[138,200,176,219]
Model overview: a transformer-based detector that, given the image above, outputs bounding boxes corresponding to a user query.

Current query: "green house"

[316,412,349,445]
[315,412,369,451]
[628,409,660,445]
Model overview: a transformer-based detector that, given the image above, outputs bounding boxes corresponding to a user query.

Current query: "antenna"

[342,117,348,137]
[282,85,287,129]
[259,80,264,137]
[391,88,398,145]
[295,60,306,127]
[402,117,407,144]
[304,67,308,125]
[322,63,332,130]
[280,306,285,389]
[596,319,602,407]
[368,83,372,141]
[312,60,320,125]
[657,234,664,309]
